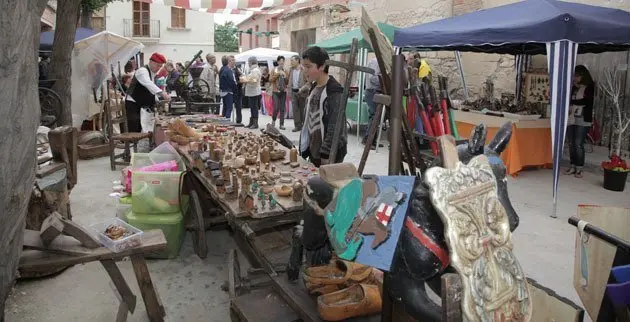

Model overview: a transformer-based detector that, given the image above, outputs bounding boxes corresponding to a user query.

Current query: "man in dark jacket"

[299,46,347,167]
[229,55,244,125]
[219,55,237,119]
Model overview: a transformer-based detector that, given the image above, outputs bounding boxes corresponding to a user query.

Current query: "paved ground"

[5,109,629,321]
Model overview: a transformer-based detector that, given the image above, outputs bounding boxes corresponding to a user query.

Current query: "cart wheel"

[39,87,62,127]
[228,249,242,298]
[187,78,210,99]
[188,190,207,259]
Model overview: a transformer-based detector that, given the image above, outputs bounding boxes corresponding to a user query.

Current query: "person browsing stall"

[299,46,347,167]
[125,52,170,133]
[219,55,238,120]
[289,55,308,132]
[565,65,596,178]
[270,56,289,130]
[241,56,262,129]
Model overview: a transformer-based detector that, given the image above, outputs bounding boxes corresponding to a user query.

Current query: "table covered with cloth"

[453,110,552,176]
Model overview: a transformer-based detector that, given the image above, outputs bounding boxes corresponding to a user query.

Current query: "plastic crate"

[132,171,183,214]
[91,218,143,253]
[126,210,184,259]
[149,142,182,164]
[131,153,185,170]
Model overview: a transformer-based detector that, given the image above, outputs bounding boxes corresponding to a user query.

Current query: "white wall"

[105,1,215,63]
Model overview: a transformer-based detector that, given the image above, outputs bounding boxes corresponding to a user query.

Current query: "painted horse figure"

[286,122,519,321]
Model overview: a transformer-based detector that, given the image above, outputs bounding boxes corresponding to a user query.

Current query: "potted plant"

[601,154,629,191]
[599,68,630,192]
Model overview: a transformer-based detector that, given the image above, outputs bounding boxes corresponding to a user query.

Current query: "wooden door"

[133,1,150,37]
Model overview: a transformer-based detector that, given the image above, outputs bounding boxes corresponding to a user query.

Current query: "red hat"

[150,53,166,64]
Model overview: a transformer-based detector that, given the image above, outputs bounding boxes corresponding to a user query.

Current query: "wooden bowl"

[275,185,293,197]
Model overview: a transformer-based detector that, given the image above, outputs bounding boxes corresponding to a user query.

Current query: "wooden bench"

[20,228,168,322]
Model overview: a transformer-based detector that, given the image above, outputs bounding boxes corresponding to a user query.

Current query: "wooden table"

[20,229,168,322]
[158,118,381,322]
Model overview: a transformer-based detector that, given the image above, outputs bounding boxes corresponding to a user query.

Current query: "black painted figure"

[286,122,518,321]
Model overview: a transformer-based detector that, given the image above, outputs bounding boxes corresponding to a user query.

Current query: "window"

[92,16,105,32]
[255,25,259,47]
[171,7,186,28]
[132,0,150,37]
[266,20,271,47]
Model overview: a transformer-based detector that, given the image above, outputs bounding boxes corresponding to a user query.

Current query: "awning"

[310,22,397,54]
[393,0,630,216]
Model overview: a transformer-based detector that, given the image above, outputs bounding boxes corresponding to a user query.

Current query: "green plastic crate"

[126,210,184,259]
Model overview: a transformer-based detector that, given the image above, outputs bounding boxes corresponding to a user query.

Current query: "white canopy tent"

[235,47,299,72]
[71,31,144,127]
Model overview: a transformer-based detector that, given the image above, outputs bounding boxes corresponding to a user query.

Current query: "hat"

[150,53,167,64]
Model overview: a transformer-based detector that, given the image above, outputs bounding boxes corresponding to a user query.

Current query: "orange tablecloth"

[455,114,553,176]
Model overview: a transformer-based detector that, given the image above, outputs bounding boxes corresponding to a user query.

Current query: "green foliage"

[214,21,239,52]
[81,0,114,12]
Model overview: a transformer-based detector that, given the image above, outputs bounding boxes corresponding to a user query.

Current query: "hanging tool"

[438,75,452,135]
[417,83,438,155]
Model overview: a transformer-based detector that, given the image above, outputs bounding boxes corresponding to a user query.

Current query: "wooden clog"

[303,260,377,295]
[317,284,382,321]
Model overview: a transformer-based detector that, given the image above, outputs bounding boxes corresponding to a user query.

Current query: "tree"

[0,0,49,320]
[80,0,113,28]
[49,0,83,126]
[215,21,239,52]
[599,68,630,157]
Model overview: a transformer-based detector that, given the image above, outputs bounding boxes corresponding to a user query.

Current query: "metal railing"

[123,19,160,38]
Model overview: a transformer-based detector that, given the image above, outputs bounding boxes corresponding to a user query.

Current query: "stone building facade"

[237,12,282,51]
[278,0,630,99]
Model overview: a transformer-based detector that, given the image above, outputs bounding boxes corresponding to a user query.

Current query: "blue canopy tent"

[393,0,630,217]
[40,27,97,52]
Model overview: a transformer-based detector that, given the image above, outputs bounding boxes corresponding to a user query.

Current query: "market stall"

[152,115,311,271]
[453,110,553,175]
[70,31,143,128]
[393,0,630,215]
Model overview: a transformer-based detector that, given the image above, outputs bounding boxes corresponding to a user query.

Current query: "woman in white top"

[241,56,262,129]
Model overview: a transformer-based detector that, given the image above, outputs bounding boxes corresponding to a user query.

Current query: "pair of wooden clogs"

[303,260,382,321]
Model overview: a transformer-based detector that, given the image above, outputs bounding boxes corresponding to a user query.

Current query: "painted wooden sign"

[324,176,414,271]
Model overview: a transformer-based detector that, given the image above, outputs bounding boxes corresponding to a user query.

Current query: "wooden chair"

[104,93,151,171]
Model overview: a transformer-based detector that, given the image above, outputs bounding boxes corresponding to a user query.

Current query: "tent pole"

[547,40,578,218]
[455,51,468,100]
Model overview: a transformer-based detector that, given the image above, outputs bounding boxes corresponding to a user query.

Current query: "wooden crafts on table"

[162,116,317,219]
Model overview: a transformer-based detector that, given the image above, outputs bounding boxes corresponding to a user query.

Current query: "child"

[299,46,347,167]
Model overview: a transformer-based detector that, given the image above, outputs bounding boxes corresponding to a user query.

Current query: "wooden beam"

[131,254,166,322]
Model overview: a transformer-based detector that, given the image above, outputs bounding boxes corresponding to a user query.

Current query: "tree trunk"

[0,0,49,320]
[80,8,93,29]
[49,0,82,126]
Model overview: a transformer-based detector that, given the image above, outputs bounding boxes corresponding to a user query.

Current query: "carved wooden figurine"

[290,147,298,163]
[292,181,303,202]
[260,146,270,164]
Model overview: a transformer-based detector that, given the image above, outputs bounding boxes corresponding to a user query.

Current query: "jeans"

[290,90,306,129]
[247,95,261,118]
[222,93,233,119]
[567,124,588,167]
[272,91,286,125]
[363,88,378,141]
[234,92,242,123]
[124,100,142,133]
